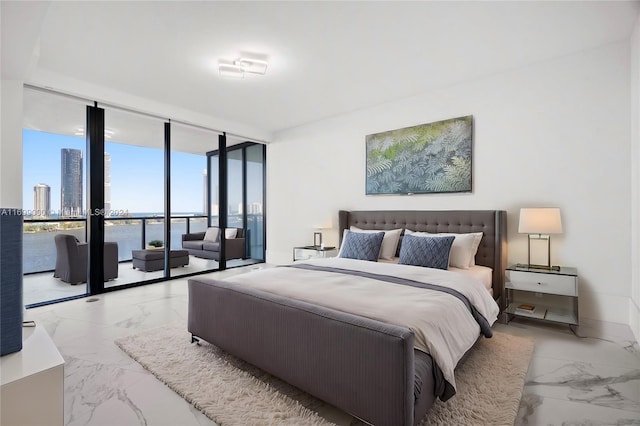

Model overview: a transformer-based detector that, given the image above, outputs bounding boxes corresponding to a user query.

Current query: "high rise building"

[212,184,219,217]
[203,169,221,217]
[202,169,207,215]
[33,184,50,218]
[61,148,83,218]
[104,152,111,216]
[248,202,263,215]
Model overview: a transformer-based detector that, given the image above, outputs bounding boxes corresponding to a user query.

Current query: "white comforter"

[225,257,500,390]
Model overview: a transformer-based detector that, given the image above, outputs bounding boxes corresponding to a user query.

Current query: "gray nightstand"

[504,265,578,326]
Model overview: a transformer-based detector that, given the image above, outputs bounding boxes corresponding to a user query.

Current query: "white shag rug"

[115,327,534,426]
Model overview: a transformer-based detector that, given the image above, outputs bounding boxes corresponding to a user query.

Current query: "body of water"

[23,220,208,273]
[23,216,263,274]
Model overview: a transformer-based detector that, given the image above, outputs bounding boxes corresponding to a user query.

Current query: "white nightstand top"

[507,265,577,277]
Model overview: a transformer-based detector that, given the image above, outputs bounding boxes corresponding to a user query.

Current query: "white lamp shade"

[518,208,563,234]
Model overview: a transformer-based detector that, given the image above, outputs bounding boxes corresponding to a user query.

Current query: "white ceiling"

[3,1,640,141]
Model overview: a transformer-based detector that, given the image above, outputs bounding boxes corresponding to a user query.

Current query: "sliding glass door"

[22,88,91,305]
[208,152,220,229]
[170,123,220,277]
[227,148,244,232]
[208,142,265,267]
[102,107,166,288]
[245,143,266,262]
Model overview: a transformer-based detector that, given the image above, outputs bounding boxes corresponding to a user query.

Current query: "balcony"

[23,214,264,306]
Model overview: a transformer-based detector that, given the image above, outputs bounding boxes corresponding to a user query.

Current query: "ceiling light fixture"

[219,63,245,79]
[218,55,268,79]
[234,57,268,75]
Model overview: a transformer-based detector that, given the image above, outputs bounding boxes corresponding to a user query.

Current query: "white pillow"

[225,228,238,239]
[203,227,220,242]
[405,230,479,269]
[466,232,483,266]
[435,232,482,267]
[350,226,402,260]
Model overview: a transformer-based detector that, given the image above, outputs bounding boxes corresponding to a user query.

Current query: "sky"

[22,129,258,215]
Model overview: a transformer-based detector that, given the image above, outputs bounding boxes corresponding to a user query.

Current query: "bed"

[188,210,507,426]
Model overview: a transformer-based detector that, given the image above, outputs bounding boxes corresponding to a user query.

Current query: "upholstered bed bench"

[132,249,189,272]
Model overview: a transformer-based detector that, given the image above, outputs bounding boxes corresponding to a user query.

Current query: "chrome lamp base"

[520,234,560,271]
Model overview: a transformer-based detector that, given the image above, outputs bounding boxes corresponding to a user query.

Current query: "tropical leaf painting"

[366,116,472,195]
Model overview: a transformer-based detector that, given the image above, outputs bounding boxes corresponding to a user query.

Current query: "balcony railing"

[23,214,264,275]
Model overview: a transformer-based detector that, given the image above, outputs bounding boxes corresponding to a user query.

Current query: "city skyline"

[23,129,262,216]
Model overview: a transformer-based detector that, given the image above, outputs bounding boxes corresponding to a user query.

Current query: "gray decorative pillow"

[338,230,385,262]
[399,234,455,270]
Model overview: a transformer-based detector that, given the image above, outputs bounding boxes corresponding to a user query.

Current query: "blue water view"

[23,215,261,274]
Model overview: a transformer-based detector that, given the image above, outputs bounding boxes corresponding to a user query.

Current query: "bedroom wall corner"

[629,12,640,343]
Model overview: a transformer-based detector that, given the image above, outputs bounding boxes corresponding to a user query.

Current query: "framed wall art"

[366,115,472,195]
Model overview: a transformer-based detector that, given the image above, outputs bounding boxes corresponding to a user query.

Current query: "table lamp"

[517,207,563,271]
[313,219,334,249]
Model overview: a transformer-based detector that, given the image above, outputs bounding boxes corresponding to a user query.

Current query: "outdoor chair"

[53,234,118,284]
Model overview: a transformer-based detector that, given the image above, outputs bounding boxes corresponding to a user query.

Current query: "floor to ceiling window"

[210,141,266,265]
[245,143,266,262]
[21,86,266,307]
[102,106,166,288]
[22,87,91,305]
[170,123,220,277]
[227,147,244,232]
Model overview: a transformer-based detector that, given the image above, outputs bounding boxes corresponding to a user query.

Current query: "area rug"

[115,327,534,426]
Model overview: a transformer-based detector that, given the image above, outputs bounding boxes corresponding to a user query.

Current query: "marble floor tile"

[494,320,640,369]
[517,393,640,426]
[532,334,639,370]
[525,357,640,413]
[23,257,259,306]
[21,266,639,426]
[64,356,211,426]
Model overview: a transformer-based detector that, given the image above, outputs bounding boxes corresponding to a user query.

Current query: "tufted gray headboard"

[338,210,507,310]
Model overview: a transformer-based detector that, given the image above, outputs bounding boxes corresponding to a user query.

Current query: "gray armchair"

[53,234,118,284]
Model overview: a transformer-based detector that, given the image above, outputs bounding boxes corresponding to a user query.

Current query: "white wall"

[0,80,24,208]
[630,14,640,342]
[268,41,632,325]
